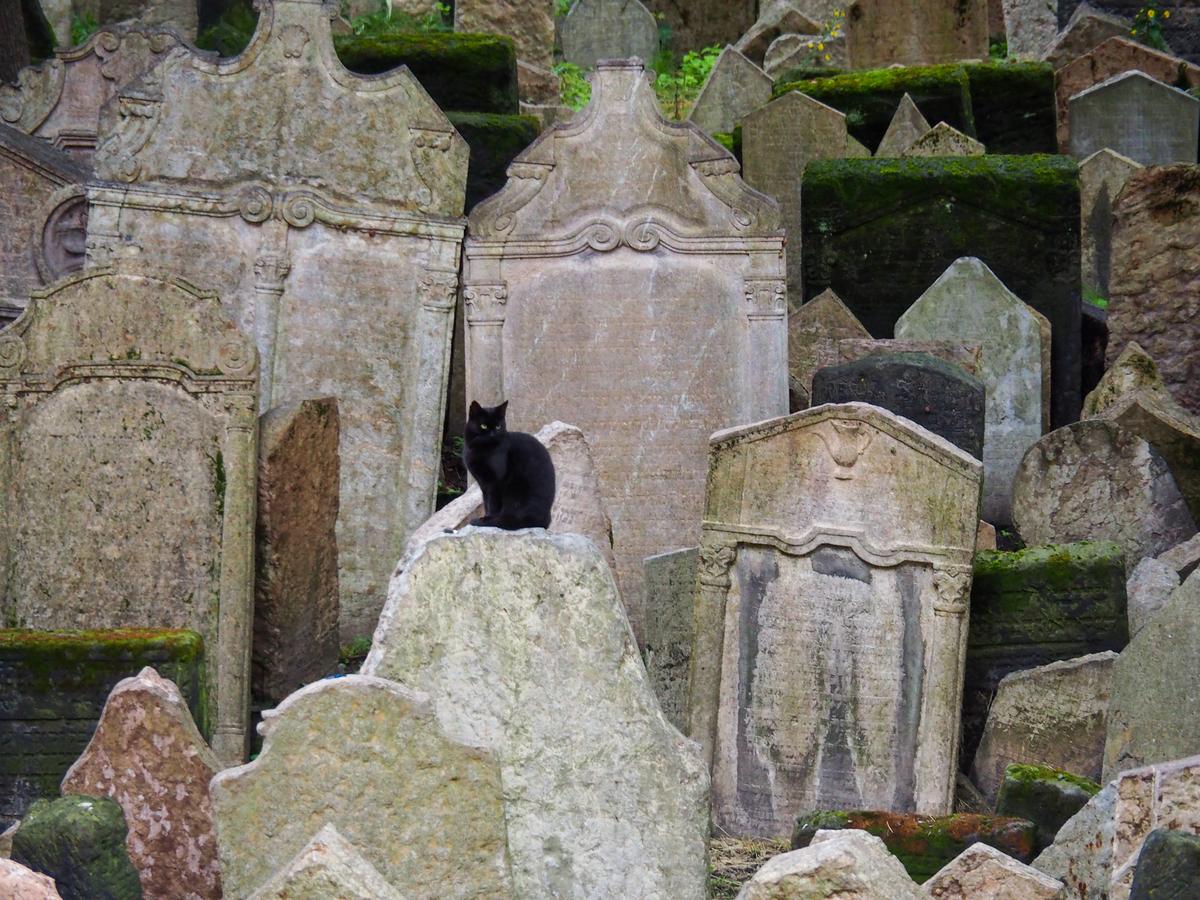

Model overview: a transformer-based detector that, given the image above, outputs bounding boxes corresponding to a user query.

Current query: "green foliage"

[653,44,721,120]
[195,1,258,57]
[1131,2,1170,51]
[989,36,1008,61]
[344,0,451,36]
[555,0,573,16]
[339,636,372,665]
[554,61,592,110]
[69,12,99,47]
[1084,287,1109,310]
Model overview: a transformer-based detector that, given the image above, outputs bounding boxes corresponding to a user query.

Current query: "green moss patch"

[966,62,1056,154]
[447,111,539,211]
[997,764,1100,852]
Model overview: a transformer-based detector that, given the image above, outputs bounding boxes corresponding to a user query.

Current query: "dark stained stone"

[995,763,1100,853]
[1130,828,1200,899]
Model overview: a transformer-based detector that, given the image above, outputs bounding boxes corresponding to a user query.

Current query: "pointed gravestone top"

[788,287,871,401]
[1083,341,1166,417]
[924,843,1066,898]
[734,2,820,66]
[688,45,772,136]
[560,0,660,70]
[247,824,405,900]
[902,121,986,157]
[1068,70,1200,166]
[1042,2,1131,69]
[875,93,931,157]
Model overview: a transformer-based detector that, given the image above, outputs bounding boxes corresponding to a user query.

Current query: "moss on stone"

[997,764,1100,852]
[966,61,1056,154]
[334,32,518,114]
[772,65,848,85]
[447,111,539,211]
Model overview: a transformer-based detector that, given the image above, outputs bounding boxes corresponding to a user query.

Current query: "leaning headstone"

[455,0,556,71]
[1079,149,1142,299]
[996,764,1101,855]
[971,653,1116,805]
[0,858,62,899]
[60,667,220,900]
[1004,0,1060,59]
[1082,342,1164,418]
[695,403,982,836]
[88,0,469,644]
[1012,421,1197,573]
[788,289,871,402]
[463,60,786,640]
[1159,532,1200,580]
[254,398,340,705]
[643,546,698,733]
[210,675,512,898]
[1068,72,1200,165]
[873,93,931,157]
[844,0,989,68]
[902,121,987,157]
[763,33,848,76]
[925,844,1066,898]
[1042,3,1130,69]
[837,338,982,376]
[1125,557,1180,638]
[735,830,921,899]
[896,257,1046,525]
[560,0,660,69]
[810,352,986,458]
[1058,0,1200,65]
[688,45,772,136]
[1108,754,1200,896]
[1032,778,1118,898]
[0,266,258,764]
[362,529,710,899]
[1129,828,1200,900]
[247,825,403,900]
[734,2,820,67]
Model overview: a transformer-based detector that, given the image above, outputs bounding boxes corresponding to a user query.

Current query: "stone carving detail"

[933,569,971,616]
[417,270,458,312]
[698,539,737,587]
[462,283,508,323]
[38,191,88,282]
[744,279,787,319]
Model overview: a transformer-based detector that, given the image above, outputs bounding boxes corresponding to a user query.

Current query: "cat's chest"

[465,443,507,481]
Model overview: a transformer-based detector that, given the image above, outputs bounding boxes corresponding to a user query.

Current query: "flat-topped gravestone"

[896,257,1046,525]
[837,338,982,376]
[810,352,986,458]
[88,0,469,643]
[1003,0,1060,59]
[996,764,1101,854]
[463,59,786,641]
[1068,71,1200,165]
[845,0,989,68]
[874,93,931,157]
[455,0,555,71]
[363,529,710,899]
[211,675,512,898]
[693,403,982,837]
[643,546,698,733]
[0,266,257,764]
[1079,148,1141,299]
[1043,3,1130,69]
[560,0,659,69]
[688,45,772,136]
[247,825,403,900]
[788,289,871,404]
[902,122,987,157]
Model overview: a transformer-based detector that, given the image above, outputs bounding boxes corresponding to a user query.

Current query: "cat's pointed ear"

[469,400,482,416]
[497,400,509,417]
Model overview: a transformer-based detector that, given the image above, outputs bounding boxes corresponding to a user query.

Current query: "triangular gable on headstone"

[875,93,931,157]
[902,121,987,157]
[689,45,772,136]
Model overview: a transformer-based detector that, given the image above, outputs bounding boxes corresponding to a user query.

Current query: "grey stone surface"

[734,2,820,67]
[247,825,403,900]
[643,546,698,733]
[874,93,931,157]
[1125,557,1180,638]
[455,0,556,70]
[1129,828,1200,900]
[902,122,987,157]
[363,529,710,899]
[924,843,1066,898]
[1068,72,1200,166]
[1033,779,1117,899]
[763,32,847,76]
[1159,533,1200,580]
[789,289,872,406]
[1108,754,1200,897]
[560,0,660,69]
[463,60,786,642]
[1004,0,1060,58]
[1043,3,1131,69]
[845,0,989,68]
[1079,149,1142,300]
[1082,342,1165,419]
[688,45,772,136]
[735,829,922,899]
[837,338,982,376]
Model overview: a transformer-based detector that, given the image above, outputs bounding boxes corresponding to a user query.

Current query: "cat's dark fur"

[463,401,556,530]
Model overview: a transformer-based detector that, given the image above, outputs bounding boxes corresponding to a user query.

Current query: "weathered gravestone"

[996,764,1102,854]
[737,830,922,900]
[1129,829,1200,900]
[802,156,1082,426]
[1032,776,1118,897]
[0,858,61,899]
[924,843,1067,899]
[1108,165,1200,417]
[837,338,982,376]
[1068,72,1200,165]
[788,288,870,406]
[844,0,989,69]
[895,257,1047,525]
[688,45,772,136]
[734,3,820,67]
[1059,0,1200,64]
[810,352,986,459]
[641,0,756,55]
[455,0,555,71]
[61,667,221,900]
[1043,3,1131,69]
[763,33,848,77]
[87,0,469,643]
[902,122,987,157]
[362,529,710,899]
[211,675,511,897]
[643,546,698,733]
[560,0,659,70]
[0,266,258,764]
[874,93,931,157]
[1004,0,1060,59]
[1079,148,1141,300]
[463,59,786,641]
[247,825,403,900]
[691,403,982,837]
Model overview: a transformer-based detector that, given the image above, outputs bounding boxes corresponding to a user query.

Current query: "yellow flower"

[1131,28,1138,34]
[1147,9,1156,17]
[818,42,825,50]
[1165,10,1171,17]
[824,53,831,61]
[807,40,814,48]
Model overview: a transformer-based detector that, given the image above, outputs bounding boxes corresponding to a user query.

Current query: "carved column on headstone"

[252,224,291,410]
[687,533,738,767]
[0,386,18,606]
[463,281,508,407]
[743,276,788,421]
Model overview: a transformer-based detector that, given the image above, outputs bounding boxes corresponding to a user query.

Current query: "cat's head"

[466,400,508,442]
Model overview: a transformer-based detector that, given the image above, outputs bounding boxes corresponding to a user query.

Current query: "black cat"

[463,400,556,530]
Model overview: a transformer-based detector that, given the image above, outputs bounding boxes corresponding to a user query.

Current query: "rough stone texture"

[1129,828,1200,900]
[246,825,403,900]
[1058,0,1200,64]
[1107,165,1200,418]
[696,404,982,837]
[643,546,698,733]
[902,122,987,157]
[1033,779,1118,899]
[1079,149,1142,300]
[1159,533,1200,580]
[837,339,982,376]
[845,0,988,69]
[0,858,62,899]
[925,843,1066,898]
[763,33,848,77]
[734,2,820,67]
[560,0,659,69]
[1,821,16,855]
[463,60,786,642]
[1104,574,1200,781]
[88,0,469,644]
[688,45,772,136]
[1012,421,1196,574]
[11,796,142,900]
[896,257,1045,525]
[1082,342,1164,419]
[788,289,871,402]
[254,398,339,704]
[363,529,709,898]
[977,520,998,550]
[736,829,922,899]
[1068,72,1200,166]
[0,267,258,765]
[874,93,931,158]
[810,352,986,458]
[1043,4,1131,69]
[641,0,757,55]
[996,765,1102,854]
[1125,557,1180,638]
[455,0,555,70]
[211,675,511,898]
[971,653,1116,806]
[1004,0,1060,59]
[1081,301,1109,398]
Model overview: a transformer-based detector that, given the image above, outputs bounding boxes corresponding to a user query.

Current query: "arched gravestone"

[0,266,258,764]
[463,58,786,641]
[689,403,983,837]
[560,0,659,70]
[87,0,470,642]
[811,352,986,459]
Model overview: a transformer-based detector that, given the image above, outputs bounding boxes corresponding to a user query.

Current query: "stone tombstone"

[743,91,864,300]
[363,529,710,899]
[1043,2,1131,69]
[462,59,786,641]
[734,2,820,67]
[1004,0,1060,59]
[693,403,983,837]
[810,352,986,459]
[895,257,1046,526]
[788,288,871,403]
[837,338,982,377]
[736,830,923,900]
[1059,0,1200,64]
[1126,557,1179,638]
[1108,754,1200,897]
[0,124,88,324]
[1068,72,1200,165]
[763,33,848,76]
[1012,421,1197,573]
[1082,340,1164,419]
[60,667,221,900]
[0,266,258,764]
[455,0,556,70]
[254,397,339,705]
[1032,778,1118,897]
[642,546,698,733]
[247,825,404,900]
[88,0,470,643]
[902,122,987,157]
[874,93,932,158]
[925,843,1067,899]
[688,45,772,137]
[1079,148,1141,299]
[1160,532,1200,580]
[1129,829,1200,900]
[845,0,989,69]
[1108,165,1200,416]
[0,858,61,899]
[641,0,757,54]
[560,0,660,70]
[211,675,512,898]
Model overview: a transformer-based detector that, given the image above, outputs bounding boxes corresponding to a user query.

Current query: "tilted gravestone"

[463,59,786,641]
[560,0,660,70]
[1079,148,1141,300]
[1068,71,1200,165]
[0,266,258,763]
[1003,0,1060,59]
[688,45,772,136]
[691,403,982,837]
[1058,0,1200,65]
[87,0,469,642]
[844,0,989,69]
[788,288,871,406]
[1043,3,1130,69]
[642,545,699,733]
[924,843,1066,898]
[734,3,820,67]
